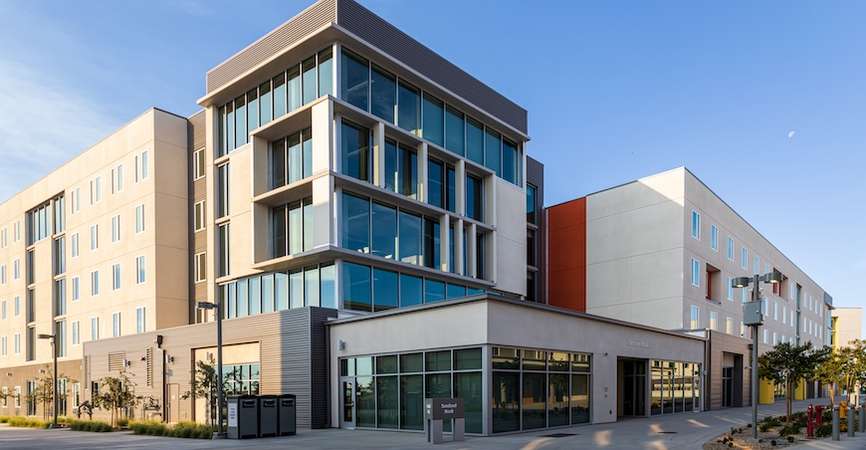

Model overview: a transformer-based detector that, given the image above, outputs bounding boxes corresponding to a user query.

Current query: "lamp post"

[196,301,223,437]
[37,333,58,428]
[733,269,782,439]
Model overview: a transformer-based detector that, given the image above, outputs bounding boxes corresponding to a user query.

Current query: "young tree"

[92,373,138,427]
[182,360,218,426]
[759,342,830,422]
[32,367,55,422]
[815,348,847,407]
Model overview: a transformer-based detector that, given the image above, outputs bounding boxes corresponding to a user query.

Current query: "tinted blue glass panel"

[247,90,259,132]
[237,279,248,317]
[302,57,317,104]
[305,267,319,307]
[287,66,301,112]
[249,276,261,315]
[290,270,304,309]
[226,104,235,153]
[275,272,288,310]
[422,94,444,146]
[484,129,501,176]
[371,202,396,259]
[373,269,398,311]
[427,159,444,208]
[261,274,274,313]
[342,262,371,312]
[320,264,336,308]
[341,50,369,110]
[341,192,370,253]
[465,175,483,221]
[318,49,333,97]
[447,284,467,299]
[466,118,484,165]
[288,133,302,183]
[384,140,398,193]
[424,280,446,303]
[399,274,423,307]
[302,130,312,178]
[502,139,518,185]
[398,82,420,134]
[446,167,456,212]
[341,121,370,181]
[259,82,272,125]
[371,66,396,123]
[467,287,485,296]
[235,96,247,147]
[398,145,417,198]
[273,74,286,117]
[399,212,422,265]
[445,107,465,155]
[423,219,439,270]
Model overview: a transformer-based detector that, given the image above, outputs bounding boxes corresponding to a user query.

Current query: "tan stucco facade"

[832,307,862,348]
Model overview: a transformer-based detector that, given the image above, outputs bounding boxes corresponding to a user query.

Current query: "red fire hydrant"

[806,404,815,438]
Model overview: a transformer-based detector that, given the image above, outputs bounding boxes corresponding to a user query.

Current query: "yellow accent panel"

[759,378,775,404]
[794,380,806,401]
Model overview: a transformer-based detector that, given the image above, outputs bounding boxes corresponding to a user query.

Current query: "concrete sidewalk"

[0,400,838,450]
[791,434,866,449]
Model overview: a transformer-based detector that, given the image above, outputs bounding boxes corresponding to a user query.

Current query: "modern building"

[831,307,863,349]
[0,109,190,417]
[546,167,834,407]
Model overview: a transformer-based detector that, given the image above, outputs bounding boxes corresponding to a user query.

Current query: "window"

[726,317,734,335]
[1,336,6,357]
[726,237,734,260]
[502,139,519,185]
[466,174,483,221]
[690,305,700,329]
[12,259,19,280]
[484,129,501,176]
[690,210,700,239]
[136,256,146,284]
[753,255,760,274]
[710,225,718,251]
[422,93,444,146]
[218,224,230,277]
[428,158,445,208]
[135,204,145,233]
[90,271,99,296]
[727,277,734,301]
[71,188,80,214]
[136,307,146,334]
[341,49,369,111]
[55,320,66,357]
[342,262,371,312]
[399,211,422,265]
[342,192,370,253]
[14,333,21,354]
[111,215,120,242]
[709,311,718,331]
[193,201,205,232]
[371,202,397,259]
[72,277,80,301]
[318,48,333,97]
[398,81,420,135]
[341,121,370,182]
[194,253,206,283]
[740,247,748,270]
[14,297,19,316]
[269,129,313,189]
[89,224,98,250]
[28,203,50,243]
[71,233,79,257]
[0,266,4,284]
[112,312,121,337]
[89,177,102,204]
[112,264,121,290]
[690,258,700,287]
[193,149,205,180]
[526,184,538,224]
[90,317,99,341]
[217,164,229,217]
[71,321,80,345]
[111,164,123,193]
[371,65,396,123]
[135,150,149,182]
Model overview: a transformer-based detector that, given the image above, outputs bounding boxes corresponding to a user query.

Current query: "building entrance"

[618,358,647,417]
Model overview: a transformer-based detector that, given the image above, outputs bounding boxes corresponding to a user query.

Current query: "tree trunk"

[786,382,793,422]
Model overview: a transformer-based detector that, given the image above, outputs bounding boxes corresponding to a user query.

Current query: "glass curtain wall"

[649,359,701,416]
[491,346,592,433]
[220,263,336,319]
[340,347,482,433]
[269,128,313,189]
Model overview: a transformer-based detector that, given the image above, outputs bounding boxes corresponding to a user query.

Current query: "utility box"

[277,394,297,436]
[259,395,278,437]
[227,395,259,439]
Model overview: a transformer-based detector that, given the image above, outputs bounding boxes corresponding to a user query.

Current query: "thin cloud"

[0,58,117,203]
[787,130,796,140]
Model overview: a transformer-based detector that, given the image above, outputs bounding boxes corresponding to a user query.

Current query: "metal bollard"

[860,404,866,433]
[849,405,856,437]
[833,406,840,441]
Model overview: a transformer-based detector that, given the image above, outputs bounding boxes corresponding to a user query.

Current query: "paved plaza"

[4,400,865,450]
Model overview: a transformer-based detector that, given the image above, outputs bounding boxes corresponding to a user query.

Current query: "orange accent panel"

[547,197,587,312]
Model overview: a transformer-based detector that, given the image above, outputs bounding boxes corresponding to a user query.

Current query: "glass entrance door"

[341,377,356,429]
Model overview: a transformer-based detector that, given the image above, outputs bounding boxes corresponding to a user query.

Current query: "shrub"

[0,416,9,423]
[759,422,773,432]
[130,420,212,439]
[761,415,782,427]
[117,418,129,428]
[815,423,832,438]
[69,419,113,432]
[6,416,49,429]
[779,422,801,436]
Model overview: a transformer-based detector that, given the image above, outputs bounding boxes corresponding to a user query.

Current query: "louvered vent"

[146,348,154,387]
[108,352,126,372]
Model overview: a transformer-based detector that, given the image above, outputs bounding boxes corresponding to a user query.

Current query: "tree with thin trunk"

[759,342,830,422]
[92,373,138,428]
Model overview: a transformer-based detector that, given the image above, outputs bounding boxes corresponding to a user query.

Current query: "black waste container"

[258,395,278,437]
[277,394,297,436]
[227,395,259,439]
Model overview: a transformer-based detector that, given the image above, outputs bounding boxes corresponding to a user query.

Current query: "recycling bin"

[277,394,297,436]
[258,395,278,437]
[226,395,259,439]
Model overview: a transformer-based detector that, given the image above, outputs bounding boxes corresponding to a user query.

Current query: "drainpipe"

[156,335,166,422]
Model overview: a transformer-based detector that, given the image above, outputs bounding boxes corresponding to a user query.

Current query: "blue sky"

[1,1,863,327]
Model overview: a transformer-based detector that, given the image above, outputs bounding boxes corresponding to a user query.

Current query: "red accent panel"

[547,197,587,312]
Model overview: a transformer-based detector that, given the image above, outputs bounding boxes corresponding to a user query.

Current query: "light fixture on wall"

[339,340,346,351]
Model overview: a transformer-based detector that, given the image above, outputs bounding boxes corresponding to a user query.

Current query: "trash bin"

[227,395,259,439]
[259,395,278,438]
[277,394,297,436]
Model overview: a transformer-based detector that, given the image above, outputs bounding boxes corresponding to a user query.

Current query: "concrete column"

[467,223,477,278]
[455,159,466,216]
[311,101,335,175]
[372,122,386,188]
[332,43,341,99]
[332,114,343,174]
[454,219,464,275]
[439,214,449,272]
[417,142,428,203]
[332,185,342,247]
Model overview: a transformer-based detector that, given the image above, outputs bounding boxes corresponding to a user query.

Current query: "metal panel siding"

[205,0,336,93]
[189,111,206,150]
[336,0,527,133]
[309,307,336,428]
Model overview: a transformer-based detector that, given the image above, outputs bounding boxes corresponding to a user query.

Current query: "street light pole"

[751,274,760,440]
[37,333,58,428]
[196,301,224,437]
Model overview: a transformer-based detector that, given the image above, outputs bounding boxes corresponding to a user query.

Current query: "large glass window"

[466,117,484,165]
[399,274,423,308]
[446,167,456,213]
[247,89,259,132]
[235,95,247,148]
[422,94,444,146]
[318,48,333,97]
[302,56,317,104]
[398,144,417,199]
[384,139,398,193]
[321,264,336,309]
[466,175,483,221]
[341,50,369,111]
[372,268,398,311]
[424,279,445,303]
[259,81,272,125]
[502,139,519,185]
[371,203,397,259]
[492,372,520,433]
[273,73,287,118]
[342,192,370,253]
[288,65,301,111]
[341,121,370,182]
[428,159,444,209]
[526,183,538,224]
[423,219,440,270]
[398,212,422,265]
[342,262,371,312]
[400,374,423,430]
[397,82,420,135]
[445,106,465,156]
[371,65,396,123]
[484,129,501,176]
